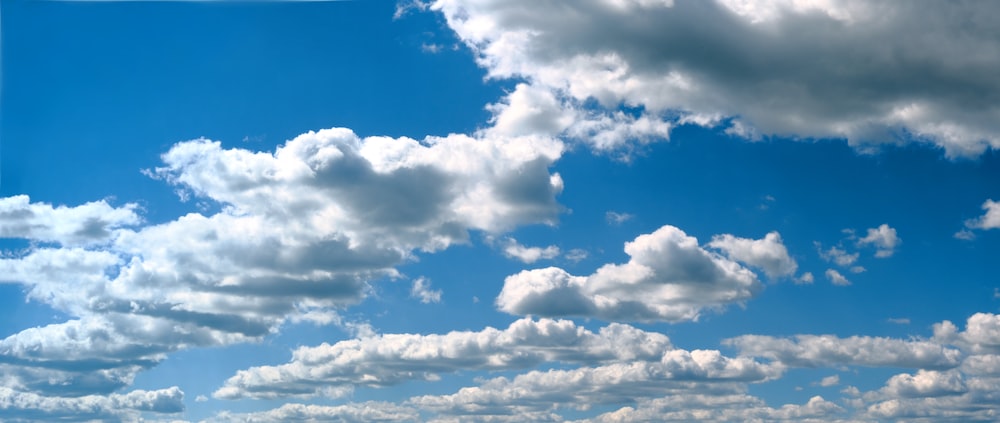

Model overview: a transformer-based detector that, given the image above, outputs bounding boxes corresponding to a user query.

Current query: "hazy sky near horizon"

[2,0,1000,421]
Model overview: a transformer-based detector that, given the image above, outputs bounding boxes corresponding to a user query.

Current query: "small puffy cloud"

[819,374,840,387]
[817,244,858,267]
[0,386,183,422]
[726,334,962,369]
[888,317,911,325]
[965,199,1000,230]
[492,236,560,263]
[794,272,814,285]
[497,225,762,322]
[825,269,851,286]
[410,277,442,304]
[857,224,901,257]
[214,318,672,400]
[708,231,797,279]
[605,211,634,225]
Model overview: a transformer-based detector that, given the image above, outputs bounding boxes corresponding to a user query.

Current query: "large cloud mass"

[432,0,1000,156]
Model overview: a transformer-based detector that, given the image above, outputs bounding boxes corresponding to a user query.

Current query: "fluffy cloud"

[432,0,1000,156]
[965,199,1000,230]
[726,334,962,369]
[708,231,797,278]
[0,386,182,423]
[818,245,859,267]
[214,318,672,400]
[0,127,566,400]
[933,312,1000,355]
[0,195,140,247]
[857,224,900,257]
[496,225,762,322]
[492,236,561,263]
[409,353,778,420]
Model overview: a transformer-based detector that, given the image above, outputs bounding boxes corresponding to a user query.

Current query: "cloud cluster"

[214,317,673,400]
[432,0,1000,156]
[496,225,764,322]
[0,127,566,414]
[0,386,182,423]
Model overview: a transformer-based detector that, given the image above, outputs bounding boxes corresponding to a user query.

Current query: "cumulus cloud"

[0,386,183,423]
[726,334,962,369]
[214,318,672,400]
[496,225,762,322]
[432,0,1000,156]
[857,223,900,257]
[825,268,851,286]
[965,199,1000,230]
[0,195,140,247]
[409,353,779,419]
[0,126,566,400]
[588,394,845,423]
[708,231,797,279]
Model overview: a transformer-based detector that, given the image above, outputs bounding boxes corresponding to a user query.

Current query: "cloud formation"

[708,231,797,279]
[433,0,1000,156]
[496,225,762,322]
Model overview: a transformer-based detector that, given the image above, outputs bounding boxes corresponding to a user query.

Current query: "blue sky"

[2,0,1000,421]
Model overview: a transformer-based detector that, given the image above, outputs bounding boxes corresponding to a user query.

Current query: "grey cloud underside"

[435,0,1000,156]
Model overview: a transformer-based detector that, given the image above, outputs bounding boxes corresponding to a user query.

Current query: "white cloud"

[432,0,1000,157]
[726,333,962,369]
[493,236,561,263]
[708,231,798,279]
[0,125,567,399]
[0,386,183,422]
[213,318,673,400]
[204,402,419,423]
[825,268,851,286]
[819,374,840,387]
[857,223,900,257]
[408,353,779,419]
[817,244,858,267]
[496,225,762,322]
[933,312,1000,355]
[589,394,845,422]
[564,248,589,262]
[965,199,1000,230]
[0,195,140,247]
[794,272,814,285]
[410,277,442,304]
[605,211,634,225]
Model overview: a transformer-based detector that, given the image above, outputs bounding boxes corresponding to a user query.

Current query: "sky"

[1,0,1000,421]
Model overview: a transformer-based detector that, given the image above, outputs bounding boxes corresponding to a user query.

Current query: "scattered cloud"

[726,333,962,369]
[497,225,762,322]
[819,374,840,387]
[857,224,901,257]
[605,211,634,225]
[817,244,859,267]
[492,236,561,263]
[795,272,814,285]
[825,269,851,286]
[409,277,442,304]
[564,248,588,263]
